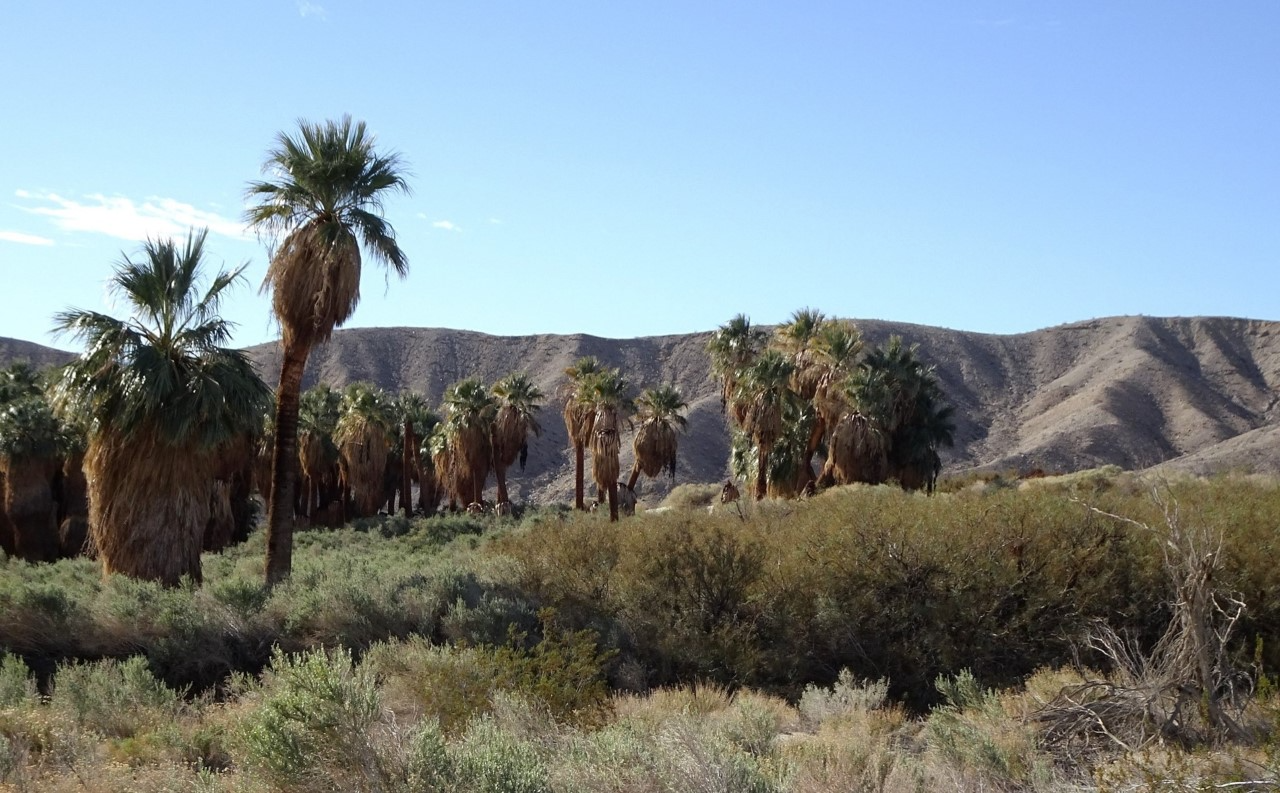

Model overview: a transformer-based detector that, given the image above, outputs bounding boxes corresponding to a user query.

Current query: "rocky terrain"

[6,315,1280,505]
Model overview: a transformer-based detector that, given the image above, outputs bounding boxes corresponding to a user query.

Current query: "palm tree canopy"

[299,383,342,436]
[634,384,688,431]
[0,397,68,460]
[443,377,499,435]
[245,115,411,346]
[0,362,45,406]
[735,348,796,448]
[707,314,768,410]
[334,382,396,444]
[491,373,544,438]
[773,307,828,355]
[51,229,271,448]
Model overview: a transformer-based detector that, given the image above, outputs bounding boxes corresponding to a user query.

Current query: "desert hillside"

[6,315,1279,504]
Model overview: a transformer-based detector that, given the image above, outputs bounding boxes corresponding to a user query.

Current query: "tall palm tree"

[735,349,796,500]
[334,383,396,518]
[441,377,498,506]
[584,368,631,521]
[626,384,688,492]
[51,229,270,585]
[707,314,767,423]
[490,373,543,511]
[560,356,603,511]
[245,115,410,586]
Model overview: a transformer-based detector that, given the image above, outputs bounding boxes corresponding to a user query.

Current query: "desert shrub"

[612,517,766,685]
[489,610,617,727]
[238,646,384,791]
[0,653,35,708]
[49,656,182,739]
[925,670,1050,789]
[451,715,551,793]
[660,483,722,511]
[366,638,501,737]
[798,669,890,728]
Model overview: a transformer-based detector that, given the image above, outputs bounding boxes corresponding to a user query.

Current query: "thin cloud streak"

[0,230,55,246]
[16,191,249,243]
[297,1,326,19]
[431,220,462,232]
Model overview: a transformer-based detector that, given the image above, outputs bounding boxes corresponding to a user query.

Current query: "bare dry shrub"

[1038,488,1258,760]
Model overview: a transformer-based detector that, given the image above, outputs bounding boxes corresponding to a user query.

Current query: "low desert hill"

[5,315,1279,505]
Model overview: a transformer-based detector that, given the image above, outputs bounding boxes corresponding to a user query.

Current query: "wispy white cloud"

[431,220,462,232]
[16,191,249,243]
[488,218,503,225]
[297,1,327,19]
[0,230,54,246]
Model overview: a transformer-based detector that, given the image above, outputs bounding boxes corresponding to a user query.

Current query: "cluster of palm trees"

[708,309,955,500]
[282,374,547,524]
[559,357,689,521]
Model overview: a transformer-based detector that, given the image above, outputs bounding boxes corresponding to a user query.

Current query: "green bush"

[0,653,35,709]
[50,656,182,738]
[451,716,551,793]
[239,646,383,791]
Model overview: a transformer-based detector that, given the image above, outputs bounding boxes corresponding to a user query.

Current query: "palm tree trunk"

[403,420,415,519]
[626,464,641,492]
[265,340,308,587]
[607,481,619,522]
[755,443,770,501]
[573,442,586,510]
[495,463,510,506]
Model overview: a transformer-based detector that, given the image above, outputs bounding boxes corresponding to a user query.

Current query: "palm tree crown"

[246,115,411,348]
[53,230,269,446]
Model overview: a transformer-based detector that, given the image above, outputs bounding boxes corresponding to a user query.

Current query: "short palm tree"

[246,115,410,585]
[707,314,767,423]
[626,384,688,491]
[334,383,396,518]
[441,378,498,506]
[735,349,796,500]
[52,229,270,585]
[584,368,631,521]
[560,356,603,510]
[490,373,543,510]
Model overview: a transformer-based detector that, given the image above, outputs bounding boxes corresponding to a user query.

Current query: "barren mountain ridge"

[6,315,1279,505]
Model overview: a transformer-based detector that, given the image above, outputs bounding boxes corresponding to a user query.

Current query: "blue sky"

[2,2,1276,349]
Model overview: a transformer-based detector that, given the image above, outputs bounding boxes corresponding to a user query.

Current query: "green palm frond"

[0,396,67,460]
[51,228,272,447]
[634,384,688,430]
[245,115,410,275]
[0,362,45,406]
[492,373,544,437]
